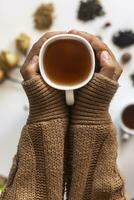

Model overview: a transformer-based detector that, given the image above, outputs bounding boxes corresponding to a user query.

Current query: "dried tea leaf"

[77,0,105,22]
[112,30,134,48]
[102,22,111,29]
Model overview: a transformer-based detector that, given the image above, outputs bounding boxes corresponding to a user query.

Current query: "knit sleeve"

[66,74,128,200]
[0,75,68,200]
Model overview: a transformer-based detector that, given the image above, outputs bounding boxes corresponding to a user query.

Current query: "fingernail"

[101,51,111,61]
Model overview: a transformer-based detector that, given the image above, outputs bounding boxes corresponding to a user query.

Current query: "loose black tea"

[77,0,105,22]
[33,3,54,30]
[122,104,134,130]
[112,30,134,48]
[103,22,111,29]
[121,52,132,64]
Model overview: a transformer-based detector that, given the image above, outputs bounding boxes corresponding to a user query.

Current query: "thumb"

[21,55,39,80]
[99,50,115,80]
[27,55,39,72]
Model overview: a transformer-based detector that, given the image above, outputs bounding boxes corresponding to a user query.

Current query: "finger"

[33,31,67,53]
[99,51,115,79]
[68,30,108,52]
[100,51,122,81]
[21,55,39,80]
[24,31,67,67]
[113,64,123,81]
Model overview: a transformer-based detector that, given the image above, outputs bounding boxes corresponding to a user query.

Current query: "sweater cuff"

[22,75,67,123]
[81,73,118,106]
[72,73,118,125]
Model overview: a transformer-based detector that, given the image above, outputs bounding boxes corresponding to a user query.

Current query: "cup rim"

[39,33,95,90]
[119,103,134,135]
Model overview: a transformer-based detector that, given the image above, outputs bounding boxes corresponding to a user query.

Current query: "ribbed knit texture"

[66,73,127,200]
[0,75,68,200]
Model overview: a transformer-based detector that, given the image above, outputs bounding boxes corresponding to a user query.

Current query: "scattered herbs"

[121,52,132,64]
[16,33,30,55]
[33,3,54,30]
[112,30,134,48]
[77,0,105,22]
[103,22,111,29]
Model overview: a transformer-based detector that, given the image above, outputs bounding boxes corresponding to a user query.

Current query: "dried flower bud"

[16,33,30,54]
[33,3,54,30]
[0,51,18,69]
[0,67,5,83]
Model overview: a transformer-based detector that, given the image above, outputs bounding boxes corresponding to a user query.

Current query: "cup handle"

[65,90,74,105]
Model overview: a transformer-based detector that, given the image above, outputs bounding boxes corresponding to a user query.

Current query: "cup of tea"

[120,104,134,139]
[39,34,95,105]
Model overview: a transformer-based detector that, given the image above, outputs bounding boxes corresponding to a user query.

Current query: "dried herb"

[112,30,134,48]
[77,0,105,22]
[103,22,111,29]
[16,33,30,55]
[33,3,54,30]
[121,52,132,64]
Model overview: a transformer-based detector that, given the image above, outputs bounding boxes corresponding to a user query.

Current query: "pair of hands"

[21,30,122,82]
[21,30,122,124]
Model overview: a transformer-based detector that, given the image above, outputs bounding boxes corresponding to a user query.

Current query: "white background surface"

[0,0,134,198]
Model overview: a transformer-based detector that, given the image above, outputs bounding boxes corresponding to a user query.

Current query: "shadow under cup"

[39,34,95,105]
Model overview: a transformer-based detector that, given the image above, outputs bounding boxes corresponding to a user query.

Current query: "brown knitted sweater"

[0,74,128,200]
[66,74,128,200]
[0,75,68,200]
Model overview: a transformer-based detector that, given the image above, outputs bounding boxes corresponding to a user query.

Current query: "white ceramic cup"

[39,34,95,105]
[120,104,134,138]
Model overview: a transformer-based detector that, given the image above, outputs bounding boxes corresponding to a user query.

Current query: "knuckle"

[44,32,51,38]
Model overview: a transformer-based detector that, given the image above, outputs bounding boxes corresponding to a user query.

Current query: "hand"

[67,30,120,124]
[68,30,123,81]
[21,31,68,123]
[20,31,67,80]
